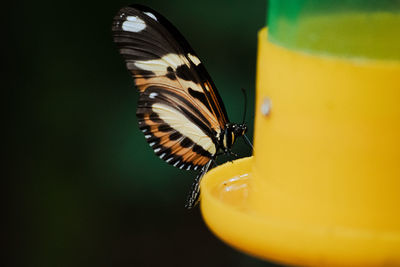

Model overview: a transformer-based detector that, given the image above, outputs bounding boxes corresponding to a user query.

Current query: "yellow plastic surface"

[200,28,400,266]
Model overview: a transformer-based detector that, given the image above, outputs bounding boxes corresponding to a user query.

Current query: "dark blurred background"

[8,0,282,266]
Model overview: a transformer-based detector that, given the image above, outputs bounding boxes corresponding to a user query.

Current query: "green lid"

[267,0,400,60]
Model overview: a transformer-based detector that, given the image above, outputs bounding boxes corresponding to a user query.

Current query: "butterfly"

[112,4,252,209]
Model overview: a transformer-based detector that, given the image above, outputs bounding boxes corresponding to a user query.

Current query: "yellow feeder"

[200,1,400,266]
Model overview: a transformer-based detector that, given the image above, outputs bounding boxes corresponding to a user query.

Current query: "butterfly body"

[220,123,248,153]
[112,5,249,208]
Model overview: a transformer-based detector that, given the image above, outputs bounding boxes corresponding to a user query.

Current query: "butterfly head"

[222,123,247,150]
[232,123,247,140]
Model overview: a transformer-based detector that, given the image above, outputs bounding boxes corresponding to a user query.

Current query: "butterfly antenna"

[241,88,247,124]
[240,88,253,150]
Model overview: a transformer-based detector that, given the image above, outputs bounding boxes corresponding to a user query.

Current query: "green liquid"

[268,12,400,61]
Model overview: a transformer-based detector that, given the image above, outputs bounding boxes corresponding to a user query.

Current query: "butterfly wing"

[137,87,216,170]
[112,5,229,169]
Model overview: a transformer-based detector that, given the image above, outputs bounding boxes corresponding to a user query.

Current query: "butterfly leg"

[212,160,218,168]
[226,150,239,162]
[185,159,213,209]
[230,150,239,158]
[243,134,254,150]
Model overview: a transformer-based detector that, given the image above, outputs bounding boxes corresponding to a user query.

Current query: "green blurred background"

[8,0,282,266]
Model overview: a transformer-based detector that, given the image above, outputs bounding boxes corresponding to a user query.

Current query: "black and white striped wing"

[137,88,216,170]
[112,5,229,170]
